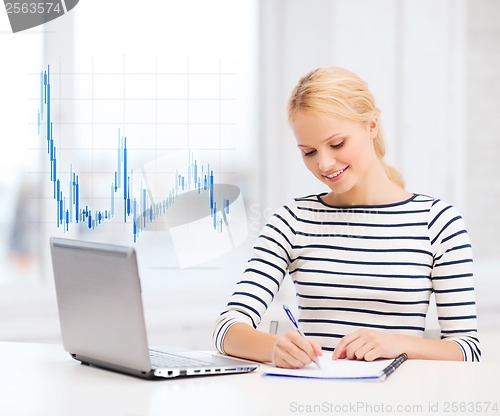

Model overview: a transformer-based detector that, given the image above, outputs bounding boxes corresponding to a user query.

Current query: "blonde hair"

[287,67,405,188]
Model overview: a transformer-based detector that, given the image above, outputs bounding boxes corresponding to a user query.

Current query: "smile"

[323,166,348,179]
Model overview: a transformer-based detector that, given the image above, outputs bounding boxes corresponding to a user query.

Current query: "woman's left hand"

[332,329,407,361]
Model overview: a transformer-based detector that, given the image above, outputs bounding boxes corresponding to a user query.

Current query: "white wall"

[465,0,500,260]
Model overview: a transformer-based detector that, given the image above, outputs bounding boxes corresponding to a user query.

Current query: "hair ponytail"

[373,125,405,189]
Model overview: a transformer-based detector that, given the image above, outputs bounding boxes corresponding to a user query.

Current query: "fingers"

[272,331,322,369]
[332,329,387,361]
[312,340,323,358]
[332,331,359,360]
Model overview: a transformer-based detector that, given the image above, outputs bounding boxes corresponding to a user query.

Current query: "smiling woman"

[289,66,405,201]
[213,66,480,367]
[291,111,408,207]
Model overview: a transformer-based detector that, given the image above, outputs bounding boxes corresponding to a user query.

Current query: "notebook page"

[264,356,394,380]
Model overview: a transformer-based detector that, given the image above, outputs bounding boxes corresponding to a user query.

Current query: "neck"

[323,164,411,207]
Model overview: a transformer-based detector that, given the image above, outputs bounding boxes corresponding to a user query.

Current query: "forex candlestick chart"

[36,64,235,244]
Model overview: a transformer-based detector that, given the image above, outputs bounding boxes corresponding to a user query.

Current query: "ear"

[368,113,379,139]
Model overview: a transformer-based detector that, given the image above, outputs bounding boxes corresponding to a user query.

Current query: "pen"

[283,304,321,368]
[380,353,408,380]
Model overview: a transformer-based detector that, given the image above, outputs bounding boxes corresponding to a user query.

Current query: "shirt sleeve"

[212,204,295,354]
[428,199,481,361]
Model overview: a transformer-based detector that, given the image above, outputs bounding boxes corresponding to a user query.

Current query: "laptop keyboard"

[149,349,213,369]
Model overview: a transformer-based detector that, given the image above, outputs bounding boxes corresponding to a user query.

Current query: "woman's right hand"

[271,331,322,368]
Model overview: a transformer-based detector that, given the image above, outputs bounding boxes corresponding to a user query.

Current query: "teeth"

[325,168,345,179]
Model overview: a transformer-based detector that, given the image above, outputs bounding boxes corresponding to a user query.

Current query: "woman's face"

[291,111,379,198]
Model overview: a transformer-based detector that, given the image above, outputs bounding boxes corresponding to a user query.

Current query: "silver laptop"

[49,237,258,379]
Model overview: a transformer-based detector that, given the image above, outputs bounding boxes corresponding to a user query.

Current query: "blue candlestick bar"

[37,65,230,241]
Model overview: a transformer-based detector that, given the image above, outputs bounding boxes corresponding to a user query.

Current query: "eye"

[330,141,344,149]
[303,149,317,157]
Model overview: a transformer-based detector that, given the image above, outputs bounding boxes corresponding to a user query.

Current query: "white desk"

[1,342,499,416]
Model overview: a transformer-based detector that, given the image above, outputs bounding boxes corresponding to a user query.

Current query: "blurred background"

[0,0,498,360]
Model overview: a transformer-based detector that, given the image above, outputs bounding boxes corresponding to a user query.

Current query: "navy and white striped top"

[213,193,480,362]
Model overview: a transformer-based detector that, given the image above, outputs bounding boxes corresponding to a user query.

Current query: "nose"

[317,150,336,173]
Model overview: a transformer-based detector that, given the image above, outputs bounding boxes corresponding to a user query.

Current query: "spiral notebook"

[264,353,407,381]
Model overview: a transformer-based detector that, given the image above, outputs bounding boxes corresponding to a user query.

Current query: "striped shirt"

[213,193,480,362]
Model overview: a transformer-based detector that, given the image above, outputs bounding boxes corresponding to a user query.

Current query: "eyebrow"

[322,132,345,143]
[297,132,345,148]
